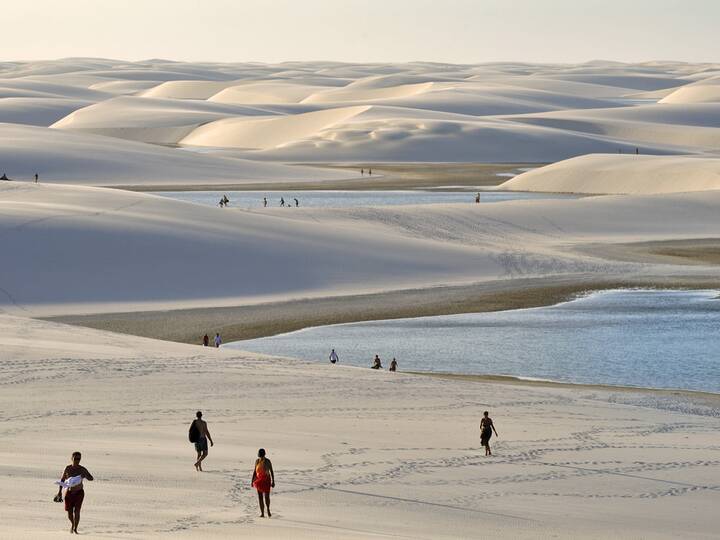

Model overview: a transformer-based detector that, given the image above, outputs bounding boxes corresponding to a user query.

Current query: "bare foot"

[260,513,265,518]
[267,510,271,517]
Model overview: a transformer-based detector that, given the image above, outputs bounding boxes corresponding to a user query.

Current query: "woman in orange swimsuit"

[251,448,275,517]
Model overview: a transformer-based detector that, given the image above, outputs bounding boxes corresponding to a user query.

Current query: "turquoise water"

[227,290,720,393]
[152,190,580,208]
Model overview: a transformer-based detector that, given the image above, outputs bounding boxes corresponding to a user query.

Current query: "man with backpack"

[189,411,214,471]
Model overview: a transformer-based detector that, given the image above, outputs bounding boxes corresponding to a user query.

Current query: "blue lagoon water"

[152,190,580,208]
[228,290,720,393]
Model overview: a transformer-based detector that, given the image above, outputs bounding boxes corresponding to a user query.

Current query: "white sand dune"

[506,103,720,151]
[3,59,718,163]
[0,97,92,126]
[501,154,720,194]
[0,123,356,186]
[660,76,720,104]
[52,96,278,144]
[1,181,718,316]
[3,314,718,539]
[211,81,336,105]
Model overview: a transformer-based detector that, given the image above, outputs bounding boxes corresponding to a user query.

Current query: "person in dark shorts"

[480,411,499,456]
[371,355,382,369]
[329,349,339,364]
[55,451,93,534]
[202,334,209,347]
[251,448,275,517]
[192,411,214,471]
[389,358,397,372]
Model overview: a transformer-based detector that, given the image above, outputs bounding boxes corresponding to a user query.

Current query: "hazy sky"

[4,0,718,63]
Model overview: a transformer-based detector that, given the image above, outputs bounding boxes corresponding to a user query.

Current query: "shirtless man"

[192,411,214,471]
[56,451,94,534]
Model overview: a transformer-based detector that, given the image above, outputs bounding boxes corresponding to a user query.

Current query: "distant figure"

[263,197,268,207]
[368,168,372,176]
[361,168,364,176]
[294,198,299,207]
[371,354,382,369]
[0,173,9,181]
[190,411,214,471]
[389,358,397,372]
[222,195,230,206]
[202,334,209,347]
[251,448,275,518]
[219,198,225,208]
[475,192,480,204]
[214,333,222,348]
[329,349,339,364]
[480,411,499,456]
[280,197,285,207]
[34,173,39,183]
[55,451,94,534]
[635,147,639,155]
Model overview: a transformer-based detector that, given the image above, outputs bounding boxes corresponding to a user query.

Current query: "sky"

[3,0,718,64]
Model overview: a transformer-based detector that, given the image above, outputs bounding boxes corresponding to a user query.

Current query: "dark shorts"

[195,437,208,453]
[481,428,492,446]
[65,489,84,512]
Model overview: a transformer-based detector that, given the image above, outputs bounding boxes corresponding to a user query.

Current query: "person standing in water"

[329,349,339,364]
[34,173,39,183]
[280,197,285,207]
[371,354,382,369]
[263,197,268,207]
[214,333,222,348]
[480,411,499,456]
[475,192,480,204]
[251,448,275,517]
[389,358,398,372]
[294,198,299,207]
[192,411,214,471]
[55,451,94,534]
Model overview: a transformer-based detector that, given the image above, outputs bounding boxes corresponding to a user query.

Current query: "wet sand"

[121,162,543,192]
[48,274,720,345]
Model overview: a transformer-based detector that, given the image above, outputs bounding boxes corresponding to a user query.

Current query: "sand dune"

[2,180,718,317]
[0,123,356,186]
[3,314,718,539]
[4,59,720,164]
[660,76,720,104]
[501,154,720,194]
[52,96,277,144]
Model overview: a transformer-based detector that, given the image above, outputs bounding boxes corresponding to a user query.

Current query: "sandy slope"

[0,123,356,186]
[1,314,718,539]
[1,181,719,318]
[501,154,720,194]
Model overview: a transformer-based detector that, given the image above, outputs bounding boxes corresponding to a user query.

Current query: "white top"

[55,475,83,489]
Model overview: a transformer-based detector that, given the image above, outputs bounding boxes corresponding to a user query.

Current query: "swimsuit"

[252,459,272,493]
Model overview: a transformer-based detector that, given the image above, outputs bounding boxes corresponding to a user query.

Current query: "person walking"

[190,411,214,471]
[55,451,94,534]
[389,358,398,372]
[251,448,275,517]
[329,349,339,364]
[214,333,222,348]
[34,173,39,183]
[480,411,499,456]
[280,197,285,207]
[294,198,299,207]
[263,197,268,207]
[202,334,209,347]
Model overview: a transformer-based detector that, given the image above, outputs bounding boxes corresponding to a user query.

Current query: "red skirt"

[253,474,272,493]
[65,489,84,511]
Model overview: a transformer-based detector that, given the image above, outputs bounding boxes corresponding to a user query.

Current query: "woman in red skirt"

[251,448,275,517]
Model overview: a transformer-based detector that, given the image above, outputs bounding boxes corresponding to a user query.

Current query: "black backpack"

[188,420,200,443]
